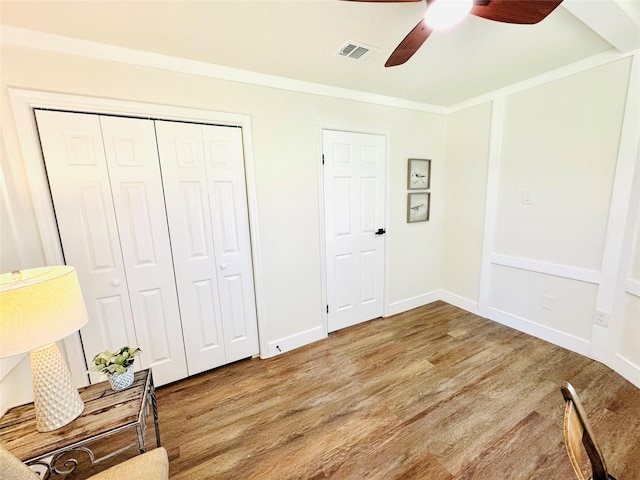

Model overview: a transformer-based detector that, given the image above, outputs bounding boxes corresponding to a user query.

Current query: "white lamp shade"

[0,266,89,358]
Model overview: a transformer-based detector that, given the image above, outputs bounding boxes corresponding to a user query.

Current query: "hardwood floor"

[75,302,640,478]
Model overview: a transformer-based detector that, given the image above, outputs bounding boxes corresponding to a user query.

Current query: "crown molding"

[2,26,637,117]
[447,48,639,113]
[0,25,446,115]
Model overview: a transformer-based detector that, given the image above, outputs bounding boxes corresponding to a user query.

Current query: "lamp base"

[30,343,84,432]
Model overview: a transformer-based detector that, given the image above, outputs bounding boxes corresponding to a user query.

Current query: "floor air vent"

[337,41,377,62]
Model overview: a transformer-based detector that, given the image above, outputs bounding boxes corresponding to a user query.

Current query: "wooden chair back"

[561,382,617,480]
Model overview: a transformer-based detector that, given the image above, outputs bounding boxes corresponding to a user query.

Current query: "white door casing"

[322,130,386,332]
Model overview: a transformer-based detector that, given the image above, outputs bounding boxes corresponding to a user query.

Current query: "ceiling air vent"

[336,41,377,62]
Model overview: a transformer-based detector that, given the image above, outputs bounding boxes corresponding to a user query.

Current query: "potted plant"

[89,346,142,390]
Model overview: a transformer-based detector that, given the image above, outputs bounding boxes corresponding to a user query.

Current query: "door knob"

[375,228,386,235]
[111,279,121,287]
[220,263,228,270]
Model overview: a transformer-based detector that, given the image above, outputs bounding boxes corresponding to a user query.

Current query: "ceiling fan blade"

[385,19,433,67]
[471,0,564,25]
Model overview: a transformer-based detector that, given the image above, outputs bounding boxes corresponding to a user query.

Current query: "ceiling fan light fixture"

[425,0,473,29]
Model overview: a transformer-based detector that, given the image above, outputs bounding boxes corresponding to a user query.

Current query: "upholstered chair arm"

[89,447,169,480]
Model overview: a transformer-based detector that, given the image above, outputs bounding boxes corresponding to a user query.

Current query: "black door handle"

[375,228,386,235]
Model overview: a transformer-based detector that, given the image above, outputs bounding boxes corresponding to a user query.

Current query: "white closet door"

[202,125,259,362]
[35,110,137,380]
[156,121,259,367]
[154,121,227,374]
[99,116,188,385]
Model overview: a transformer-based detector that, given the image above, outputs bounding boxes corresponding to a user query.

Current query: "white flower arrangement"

[89,346,141,375]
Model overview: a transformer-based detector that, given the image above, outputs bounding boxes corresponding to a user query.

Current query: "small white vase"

[108,364,135,391]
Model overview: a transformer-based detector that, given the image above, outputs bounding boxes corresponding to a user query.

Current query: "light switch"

[522,189,534,205]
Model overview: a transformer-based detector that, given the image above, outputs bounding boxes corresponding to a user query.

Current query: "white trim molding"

[488,307,592,357]
[438,290,481,316]
[1,26,445,115]
[478,98,504,317]
[448,49,639,113]
[626,279,640,298]
[265,326,326,358]
[3,26,636,115]
[386,290,442,317]
[490,254,601,285]
[612,353,640,389]
[590,52,640,361]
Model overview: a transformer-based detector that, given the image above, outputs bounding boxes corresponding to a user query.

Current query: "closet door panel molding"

[203,125,259,362]
[34,110,138,380]
[100,116,188,384]
[155,120,226,375]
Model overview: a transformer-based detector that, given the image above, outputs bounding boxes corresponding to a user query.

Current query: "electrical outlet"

[594,310,609,327]
[541,295,554,310]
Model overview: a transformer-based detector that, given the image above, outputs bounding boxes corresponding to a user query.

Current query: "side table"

[0,369,160,478]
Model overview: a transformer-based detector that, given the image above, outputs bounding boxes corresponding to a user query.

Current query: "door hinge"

[326,305,329,314]
[322,154,325,165]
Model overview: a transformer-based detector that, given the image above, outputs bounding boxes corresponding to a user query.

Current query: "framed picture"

[407,192,430,223]
[407,158,431,190]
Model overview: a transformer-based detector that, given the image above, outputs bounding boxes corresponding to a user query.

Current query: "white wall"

[441,102,492,312]
[0,43,445,413]
[494,60,629,271]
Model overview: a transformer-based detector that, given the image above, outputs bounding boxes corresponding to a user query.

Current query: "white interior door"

[36,110,188,386]
[323,130,386,332]
[156,121,259,370]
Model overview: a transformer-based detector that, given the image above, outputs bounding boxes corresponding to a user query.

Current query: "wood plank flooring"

[68,302,640,478]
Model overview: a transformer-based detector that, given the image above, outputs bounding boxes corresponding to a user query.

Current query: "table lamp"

[0,266,89,432]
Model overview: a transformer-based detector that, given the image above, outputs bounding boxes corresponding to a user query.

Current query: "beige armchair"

[0,444,169,480]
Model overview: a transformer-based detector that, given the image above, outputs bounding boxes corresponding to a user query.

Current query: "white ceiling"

[1,0,639,107]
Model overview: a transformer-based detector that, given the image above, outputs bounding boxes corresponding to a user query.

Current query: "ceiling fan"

[349,0,565,67]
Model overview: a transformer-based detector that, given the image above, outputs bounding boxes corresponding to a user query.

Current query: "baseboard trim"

[613,353,640,388]
[437,290,481,316]
[264,325,326,358]
[487,307,592,356]
[386,290,441,317]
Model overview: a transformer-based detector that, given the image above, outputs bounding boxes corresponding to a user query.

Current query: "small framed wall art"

[407,192,430,223]
[407,158,431,190]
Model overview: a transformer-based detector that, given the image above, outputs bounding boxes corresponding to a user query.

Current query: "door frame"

[8,88,267,386]
[318,124,391,335]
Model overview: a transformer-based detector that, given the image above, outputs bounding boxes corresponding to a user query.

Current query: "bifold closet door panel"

[35,110,138,379]
[99,116,188,385]
[201,125,259,362]
[155,121,259,368]
[154,120,227,375]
